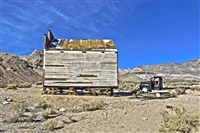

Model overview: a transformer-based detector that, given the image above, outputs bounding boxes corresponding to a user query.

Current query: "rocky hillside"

[0,50,43,87]
[119,58,200,82]
[0,49,199,87]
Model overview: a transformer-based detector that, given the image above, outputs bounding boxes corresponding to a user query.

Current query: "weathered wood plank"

[97,40,105,48]
[66,41,73,50]
[90,40,97,49]
[44,83,93,87]
[73,40,81,50]
[104,40,116,49]
[45,68,81,73]
[82,40,88,50]
[100,64,117,70]
[44,82,117,87]
[44,65,117,72]
[45,51,116,59]
[63,40,69,50]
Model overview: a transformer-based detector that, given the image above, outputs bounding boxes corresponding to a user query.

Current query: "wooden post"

[44,34,50,50]
[48,30,54,42]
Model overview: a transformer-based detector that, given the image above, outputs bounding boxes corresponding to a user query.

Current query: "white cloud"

[1,1,141,55]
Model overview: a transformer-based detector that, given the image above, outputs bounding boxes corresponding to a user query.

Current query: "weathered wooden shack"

[43,30,118,95]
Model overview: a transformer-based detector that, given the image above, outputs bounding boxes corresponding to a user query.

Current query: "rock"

[25,106,35,112]
[185,89,192,94]
[124,111,127,114]
[2,101,9,105]
[34,118,41,122]
[59,108,66,112]
[142,117,148,120]
[23,112,33,117]
[6,98,12,102]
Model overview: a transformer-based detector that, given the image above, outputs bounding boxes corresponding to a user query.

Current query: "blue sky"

[1,0,199,68]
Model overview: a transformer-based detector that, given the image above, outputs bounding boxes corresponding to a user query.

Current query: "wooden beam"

[48,30,54,42]
[44,34,50,50]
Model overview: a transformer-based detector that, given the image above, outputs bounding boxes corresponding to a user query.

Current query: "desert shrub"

[159,107,200,133]
[169,90,177,97]
[5,103,37,123]
[5,114,20,123]
[0,83,7,88]
[82,100,106,111]
[5,103,26,123]
[118,82,140,91]
[37,100,50,109]
[44,120,58,131]
[15,103,26,117]
[18,82,32,88]
[42,108,57,119]
[62,115,80,124]
[26,114,37,122]
[4,84,18,90]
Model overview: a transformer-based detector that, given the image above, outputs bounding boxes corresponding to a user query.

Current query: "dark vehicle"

[139,76,163,92]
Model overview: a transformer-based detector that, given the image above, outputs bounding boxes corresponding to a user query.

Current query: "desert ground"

[0,83,199,133]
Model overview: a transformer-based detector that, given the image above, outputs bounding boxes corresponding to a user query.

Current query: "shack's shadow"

[113,91,136,97]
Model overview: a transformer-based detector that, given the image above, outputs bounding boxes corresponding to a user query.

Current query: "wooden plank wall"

[44,51,118,87]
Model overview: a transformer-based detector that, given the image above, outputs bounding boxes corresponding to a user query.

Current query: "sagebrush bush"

[42,108,57,119]
[18,82,32,88]
[15,103,26,117]
[44,120,58,131]
[5,103,37,123]
[37,100,50,109]
[4,84,18,90]
[62,115,80,124]
[169,90,177,97]
[159,107,200,133]
[5,114,20,123]
[82,100,106,111]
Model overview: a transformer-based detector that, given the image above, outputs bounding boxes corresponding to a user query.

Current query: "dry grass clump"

[43,119,60,131]
[118,82,140,91]
[15,103,26,116]
[82,100,106,111]
[18,82,32,88]
[4,84,18,90]
[37,100,51,109]
[62,115,80,124]
[5,103,37,123]
[5,103,26,123]
[159,107,200,133]
[5,113,20,123]
[169,90,177,97]
[42,108,58,119]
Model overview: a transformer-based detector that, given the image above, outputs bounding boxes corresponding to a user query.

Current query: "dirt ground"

[0,84,199,133]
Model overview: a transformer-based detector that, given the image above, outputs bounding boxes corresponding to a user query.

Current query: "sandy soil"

[0,84,199,133]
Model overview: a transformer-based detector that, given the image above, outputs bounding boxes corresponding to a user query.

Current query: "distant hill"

[0,49,199,87]
[0,50,43,87]
[119,58,200,82]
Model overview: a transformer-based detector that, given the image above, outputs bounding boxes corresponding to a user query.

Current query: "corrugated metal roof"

[47,39,116,51]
